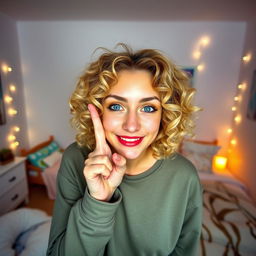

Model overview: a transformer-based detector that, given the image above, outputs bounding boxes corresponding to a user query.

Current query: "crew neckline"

[123,158,164,181]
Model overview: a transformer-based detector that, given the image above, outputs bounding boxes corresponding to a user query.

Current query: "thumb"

[112,153,126,172]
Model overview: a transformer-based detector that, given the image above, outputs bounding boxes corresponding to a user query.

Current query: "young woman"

[47,44,202,256]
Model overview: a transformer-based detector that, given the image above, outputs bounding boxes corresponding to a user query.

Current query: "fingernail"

[115,154,121,161]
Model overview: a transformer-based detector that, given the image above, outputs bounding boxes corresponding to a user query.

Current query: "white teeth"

[120,137,140,142]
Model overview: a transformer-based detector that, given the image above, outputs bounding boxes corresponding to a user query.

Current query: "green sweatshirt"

[47,142,202,256]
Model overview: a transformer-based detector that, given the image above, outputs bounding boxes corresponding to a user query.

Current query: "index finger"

[88,104,107,153]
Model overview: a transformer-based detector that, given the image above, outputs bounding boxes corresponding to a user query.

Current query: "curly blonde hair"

[69,43,199,159]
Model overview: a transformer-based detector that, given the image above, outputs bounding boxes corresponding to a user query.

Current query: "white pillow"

[181,140,220,173]
[42,151,62,167]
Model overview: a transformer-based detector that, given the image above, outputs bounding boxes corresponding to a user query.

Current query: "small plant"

[0,148,14,164]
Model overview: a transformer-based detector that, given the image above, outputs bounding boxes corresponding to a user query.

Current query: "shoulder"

[63,142,90,160]
[161,153,202,206]
[59,142,91,178]
[162,152,199,180]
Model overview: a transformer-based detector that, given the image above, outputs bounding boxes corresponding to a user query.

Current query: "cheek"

[102,112,121,132]
[142,115,161,133]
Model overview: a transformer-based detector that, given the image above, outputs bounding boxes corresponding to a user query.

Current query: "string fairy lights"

[192,35,211,72]
[227,51,253,152]
[1,61,21,150]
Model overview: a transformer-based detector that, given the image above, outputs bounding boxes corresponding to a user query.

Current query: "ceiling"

[0,0,255,22]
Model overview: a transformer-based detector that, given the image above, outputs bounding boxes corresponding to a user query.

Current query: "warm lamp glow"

[231,106,237,111]
[4,95,13,104]
[214,156,227,170]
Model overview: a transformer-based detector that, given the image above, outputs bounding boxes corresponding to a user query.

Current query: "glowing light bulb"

[197,64,205,71]
[4,95,13,104]
[2,64,12,73]
[10,141,19,149]
[227,128,232,134]
[238,83,247,90]
[234,114,242,123]
[193,51,201,59]
[234,96,242,102]
[242,54,251,63]
[8,108,18,116]
[9,85,16,92]
[230,139,237,146]
[200,36,210,46]
[8,135,16,142]
[231,106,237,111]
[13,126,20,132]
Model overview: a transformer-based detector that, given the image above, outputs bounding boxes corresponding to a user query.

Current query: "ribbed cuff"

[81,188,122,224]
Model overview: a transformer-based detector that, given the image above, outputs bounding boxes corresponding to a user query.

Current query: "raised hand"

[83,104,126,202]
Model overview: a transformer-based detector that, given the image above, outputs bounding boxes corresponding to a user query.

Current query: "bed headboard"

[20,136,55,156]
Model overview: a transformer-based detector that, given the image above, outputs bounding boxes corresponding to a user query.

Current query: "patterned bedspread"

[200,176,256,256]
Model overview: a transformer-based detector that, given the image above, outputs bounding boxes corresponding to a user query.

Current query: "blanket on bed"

[200,178,256,256]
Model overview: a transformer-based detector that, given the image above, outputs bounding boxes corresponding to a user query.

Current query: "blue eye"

[142,106,157,113]
[108,104,123,111]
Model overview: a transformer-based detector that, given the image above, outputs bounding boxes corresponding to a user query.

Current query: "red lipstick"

[117,136,144,147]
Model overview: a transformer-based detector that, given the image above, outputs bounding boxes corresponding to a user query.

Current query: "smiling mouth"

[117,136,144,147]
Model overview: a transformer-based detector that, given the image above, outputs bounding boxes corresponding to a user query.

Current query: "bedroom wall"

[17,21,246,154]
[228,20,256,200]
[0,13,28,152]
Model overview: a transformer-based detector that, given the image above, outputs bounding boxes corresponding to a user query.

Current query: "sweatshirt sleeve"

[46,144,122,256]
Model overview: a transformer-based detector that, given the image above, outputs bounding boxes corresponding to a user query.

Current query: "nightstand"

[0,157,29,216]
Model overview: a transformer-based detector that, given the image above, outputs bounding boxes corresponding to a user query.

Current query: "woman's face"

[102,69,162,160]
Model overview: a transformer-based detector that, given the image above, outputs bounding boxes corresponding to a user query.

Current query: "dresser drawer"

[0,178,28,215]
[0,161,26,197]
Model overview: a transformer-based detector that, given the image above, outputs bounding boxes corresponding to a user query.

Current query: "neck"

[125,148,157,176]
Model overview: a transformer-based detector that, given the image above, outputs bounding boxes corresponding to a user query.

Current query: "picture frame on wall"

[0,73,6,125]
[182,67,196,87]
[247,69,256,121]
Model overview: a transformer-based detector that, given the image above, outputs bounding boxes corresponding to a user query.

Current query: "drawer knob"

[11,194,19,201]
[9,176,16,182]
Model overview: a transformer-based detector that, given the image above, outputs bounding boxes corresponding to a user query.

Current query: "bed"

[20,136,63,199]
[181,139,256,256]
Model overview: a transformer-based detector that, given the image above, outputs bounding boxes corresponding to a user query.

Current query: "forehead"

[108,70,158,97]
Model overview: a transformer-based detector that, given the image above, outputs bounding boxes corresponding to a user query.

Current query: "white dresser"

[0,157,29,216]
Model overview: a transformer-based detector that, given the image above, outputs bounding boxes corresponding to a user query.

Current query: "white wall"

[0,13,28,151]
[17,21,246,152]
[228,20,256,200]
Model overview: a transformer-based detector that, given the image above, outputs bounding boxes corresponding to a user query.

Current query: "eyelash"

[108,104,157,113]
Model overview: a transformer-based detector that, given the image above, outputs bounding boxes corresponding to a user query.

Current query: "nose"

[122,110,141,133]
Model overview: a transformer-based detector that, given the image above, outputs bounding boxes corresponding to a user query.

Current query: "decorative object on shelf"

[0,148,14,165]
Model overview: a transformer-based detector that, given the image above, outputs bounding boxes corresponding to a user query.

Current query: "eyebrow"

[104,94,160,103]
